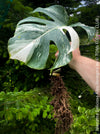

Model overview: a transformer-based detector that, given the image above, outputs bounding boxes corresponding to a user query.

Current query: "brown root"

[50,75,73,134]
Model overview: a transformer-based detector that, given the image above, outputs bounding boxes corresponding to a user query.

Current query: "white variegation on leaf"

[8,5,95,70]
[59,26,80,53]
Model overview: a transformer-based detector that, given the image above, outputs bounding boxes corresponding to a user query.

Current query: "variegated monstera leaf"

[8,5,95,71]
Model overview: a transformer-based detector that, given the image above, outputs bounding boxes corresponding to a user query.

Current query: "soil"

[50,75,73,134]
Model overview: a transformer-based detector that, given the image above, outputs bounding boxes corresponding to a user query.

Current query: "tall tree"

[76,4,100,26]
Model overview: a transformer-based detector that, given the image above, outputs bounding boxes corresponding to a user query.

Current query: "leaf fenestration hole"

[38,12,54,22]
[62,29,71,42]
[74,27,88,39]
[19,21,46,26]
[66,31,71,42]
[46,41,58,69]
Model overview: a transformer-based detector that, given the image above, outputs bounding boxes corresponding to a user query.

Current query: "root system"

[50,75,73,134]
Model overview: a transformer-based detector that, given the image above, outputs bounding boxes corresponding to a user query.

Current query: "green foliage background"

[0,0,100,134]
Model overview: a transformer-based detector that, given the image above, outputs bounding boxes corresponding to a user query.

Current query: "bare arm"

[69,47,100,96]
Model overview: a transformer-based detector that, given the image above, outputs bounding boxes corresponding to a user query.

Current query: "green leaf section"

[0,90,53,121]
[69,106,100,134]
[0,89,55,133]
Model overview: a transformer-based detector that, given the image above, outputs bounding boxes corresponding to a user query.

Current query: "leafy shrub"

[0,89,55,134]
[69,106,99,134]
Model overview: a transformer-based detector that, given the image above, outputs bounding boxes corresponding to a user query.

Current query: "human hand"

[55,42,81,69]
[69,42,81,69]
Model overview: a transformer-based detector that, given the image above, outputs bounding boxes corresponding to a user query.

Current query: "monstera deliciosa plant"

[8,5,95,72]
[8,5,95,134]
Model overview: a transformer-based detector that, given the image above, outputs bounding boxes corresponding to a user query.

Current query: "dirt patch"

[50,75,73,134]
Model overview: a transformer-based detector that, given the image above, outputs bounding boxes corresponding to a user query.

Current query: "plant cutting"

[8,5,95,134]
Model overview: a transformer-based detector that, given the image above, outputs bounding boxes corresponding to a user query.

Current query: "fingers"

[55,42,71,58]
[55,50,59,58]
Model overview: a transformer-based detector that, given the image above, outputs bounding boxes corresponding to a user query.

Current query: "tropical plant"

[7,5,97,134]
[0,89,55,134]
[69,106,99,134]
[8,5,95,73]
